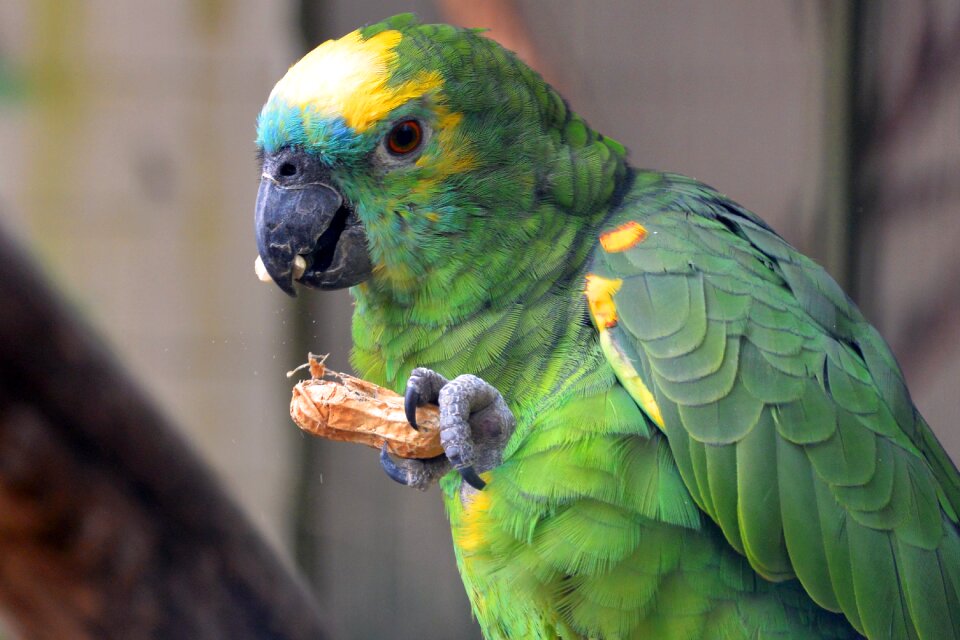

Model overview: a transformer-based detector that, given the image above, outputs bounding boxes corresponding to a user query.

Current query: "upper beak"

[254,175,344,296]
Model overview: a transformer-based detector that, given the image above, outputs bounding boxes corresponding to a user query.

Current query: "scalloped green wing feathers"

[590,171,960,639]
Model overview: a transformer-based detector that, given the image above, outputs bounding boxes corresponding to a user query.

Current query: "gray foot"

[383,368,516,491]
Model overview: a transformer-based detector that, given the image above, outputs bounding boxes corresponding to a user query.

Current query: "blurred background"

[0,1,958,638]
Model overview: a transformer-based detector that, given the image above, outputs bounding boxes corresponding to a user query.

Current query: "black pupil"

[392,123,418,151]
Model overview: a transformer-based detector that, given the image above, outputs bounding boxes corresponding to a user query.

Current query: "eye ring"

[386,119,423,156]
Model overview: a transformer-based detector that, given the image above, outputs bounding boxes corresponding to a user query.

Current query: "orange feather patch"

[600,221,648,253]
[584,274,623,329]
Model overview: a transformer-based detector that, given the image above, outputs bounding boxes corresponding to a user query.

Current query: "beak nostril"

[278,162,297,177]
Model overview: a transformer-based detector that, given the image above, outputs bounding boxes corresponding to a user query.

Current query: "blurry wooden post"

[816,1,859,292]
[0,225,328,640]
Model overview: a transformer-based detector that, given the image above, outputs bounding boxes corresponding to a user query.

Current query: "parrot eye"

[385,120,423,156]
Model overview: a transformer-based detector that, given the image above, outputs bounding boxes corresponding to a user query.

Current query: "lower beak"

[254,176,370,295]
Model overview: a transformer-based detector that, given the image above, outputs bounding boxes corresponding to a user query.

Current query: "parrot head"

[254,14,621,302]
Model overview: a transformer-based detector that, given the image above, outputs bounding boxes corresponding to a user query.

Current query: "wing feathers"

[591,174,960,638]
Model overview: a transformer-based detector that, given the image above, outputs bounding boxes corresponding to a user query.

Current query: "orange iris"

[386,119,423,155]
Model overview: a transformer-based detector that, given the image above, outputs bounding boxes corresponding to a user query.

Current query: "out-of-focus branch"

[0,223,328,640]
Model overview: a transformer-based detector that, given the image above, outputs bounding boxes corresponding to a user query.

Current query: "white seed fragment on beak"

[293,255,307,280]
[255,254,307,283]
[255,256,273,283]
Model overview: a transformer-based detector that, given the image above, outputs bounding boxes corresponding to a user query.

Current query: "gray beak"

[254,150,372,295]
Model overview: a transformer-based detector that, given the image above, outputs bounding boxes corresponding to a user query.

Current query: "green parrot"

[254,14,960,639]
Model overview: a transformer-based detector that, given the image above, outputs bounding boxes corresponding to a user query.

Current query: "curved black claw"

[459,465,487,491]
[380,444,412,486]
[404,385,420,431]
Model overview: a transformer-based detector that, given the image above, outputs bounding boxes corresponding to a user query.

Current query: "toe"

[404,385,420,431]
[459,466,487,491]
[380,444,412,486]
